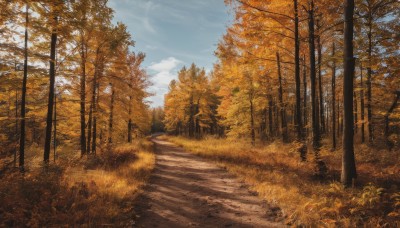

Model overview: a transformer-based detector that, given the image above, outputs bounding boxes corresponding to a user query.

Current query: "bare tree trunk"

[44,11,58,164]
[354,91,358,134]
[316,19,325,134]
[108,83,115,144]
[341,0,357,187]
[337,96,340,138]
[384,91,400,148]
[79,34,87,156]
[19,3,29,170]
[331,42,336,150]
[366,14,373,143]
[260,108,267,141]
[92,82,99,154]
[250,95,255,146]
[268,96,273,139]
[128,96,132,143]
[14,90,18,167]
[294,0,303,144]
[276,52,288,142]
[360,63,365,143]
[87,102,93,153]
[53,93,57,163]
[87,48,101,153]
[308,0,320,153]
[303,56,307,131]
[274,100,279,136]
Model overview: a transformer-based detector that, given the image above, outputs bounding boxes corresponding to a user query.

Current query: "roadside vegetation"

[163,135,399,227]
[0,139,155,227]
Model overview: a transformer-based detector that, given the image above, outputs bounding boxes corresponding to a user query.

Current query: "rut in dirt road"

[134,138,283,228]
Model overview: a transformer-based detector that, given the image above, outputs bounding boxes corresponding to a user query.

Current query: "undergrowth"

[0,139,155,227]
[163,135,400,227]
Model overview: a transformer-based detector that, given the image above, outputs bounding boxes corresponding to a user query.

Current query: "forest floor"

[162,135,400,227]
[134,137,283,227]
[0,139,155,226]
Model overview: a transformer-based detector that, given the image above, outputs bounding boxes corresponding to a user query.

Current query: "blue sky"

[108,0,233,107]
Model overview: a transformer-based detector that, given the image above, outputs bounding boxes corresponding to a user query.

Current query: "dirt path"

[134,138,283,228]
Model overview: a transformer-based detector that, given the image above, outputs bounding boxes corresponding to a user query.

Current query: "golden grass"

[65,151,154,199]
[0,139,155,227]
[165,136,400,227]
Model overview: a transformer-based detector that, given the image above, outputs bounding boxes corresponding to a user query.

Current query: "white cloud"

[147,57,183,107]
[148,57,181,73]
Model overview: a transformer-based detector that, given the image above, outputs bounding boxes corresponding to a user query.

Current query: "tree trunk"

[188,95,195,138]
[268,96,273,139]
[79,34,87,156]
[276,52,288,142]
[337,96,340,138]
[19,3,29,170]
[195,98,201,138]
[274,101,279,136]
[53,93,57,162]
[108,83,115,144]
[341,0,357,187]
[87,102,93,153]
[44,11,58,164]
[366,14,373,143]
[316,19,325,134]
[384,91,400,148]
[250,95,255,146]
[294,0,303,143]
[331,42,336,150]
[354,90,358,134]
[128,96,132,143]
[303,56,307,131]
[360,63,365,143]
[14,90,18,167]
[92,82,99,154]
[87,48,100,153]
[260,108,267,141]
[308,0,320,152]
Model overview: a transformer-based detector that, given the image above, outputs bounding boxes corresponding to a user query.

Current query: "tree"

[0,0,151,169]
[356,0,398,144]
[164,64,218,138]
[276,52,288,142]
[360,63,365,143]
[331,42,337,150]
[127,52,147,142]
[307,0,321,154]
[19,2,29,170]
[341,0,357,187]
[44,1,61,164]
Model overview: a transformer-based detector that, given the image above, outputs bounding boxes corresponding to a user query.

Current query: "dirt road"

[134,138,283,228]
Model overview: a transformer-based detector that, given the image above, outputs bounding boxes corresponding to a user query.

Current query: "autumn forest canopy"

[0,0,399,227]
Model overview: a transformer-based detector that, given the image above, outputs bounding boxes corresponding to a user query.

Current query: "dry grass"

[0,139,155,227]
[164,135,400,227]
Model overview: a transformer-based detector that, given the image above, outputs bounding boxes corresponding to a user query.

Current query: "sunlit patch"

[165,136,400,227]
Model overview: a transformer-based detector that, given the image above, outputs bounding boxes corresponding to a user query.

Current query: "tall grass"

[0,139,155,226]
[165,136,400,227]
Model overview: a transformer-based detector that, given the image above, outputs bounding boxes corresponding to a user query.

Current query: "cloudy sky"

[108,0,233,107]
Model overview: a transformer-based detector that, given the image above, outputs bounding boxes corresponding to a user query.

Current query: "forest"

[162,0,399,226]
[0,0,399,227]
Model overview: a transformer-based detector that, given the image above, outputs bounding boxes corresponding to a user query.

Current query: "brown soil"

[134,138,284,228]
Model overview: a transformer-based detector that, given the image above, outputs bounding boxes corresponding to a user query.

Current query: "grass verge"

[0,139,155,227]
[162,135,399,227]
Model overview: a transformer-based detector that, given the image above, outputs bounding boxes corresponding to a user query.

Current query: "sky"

[107,0,233,107]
